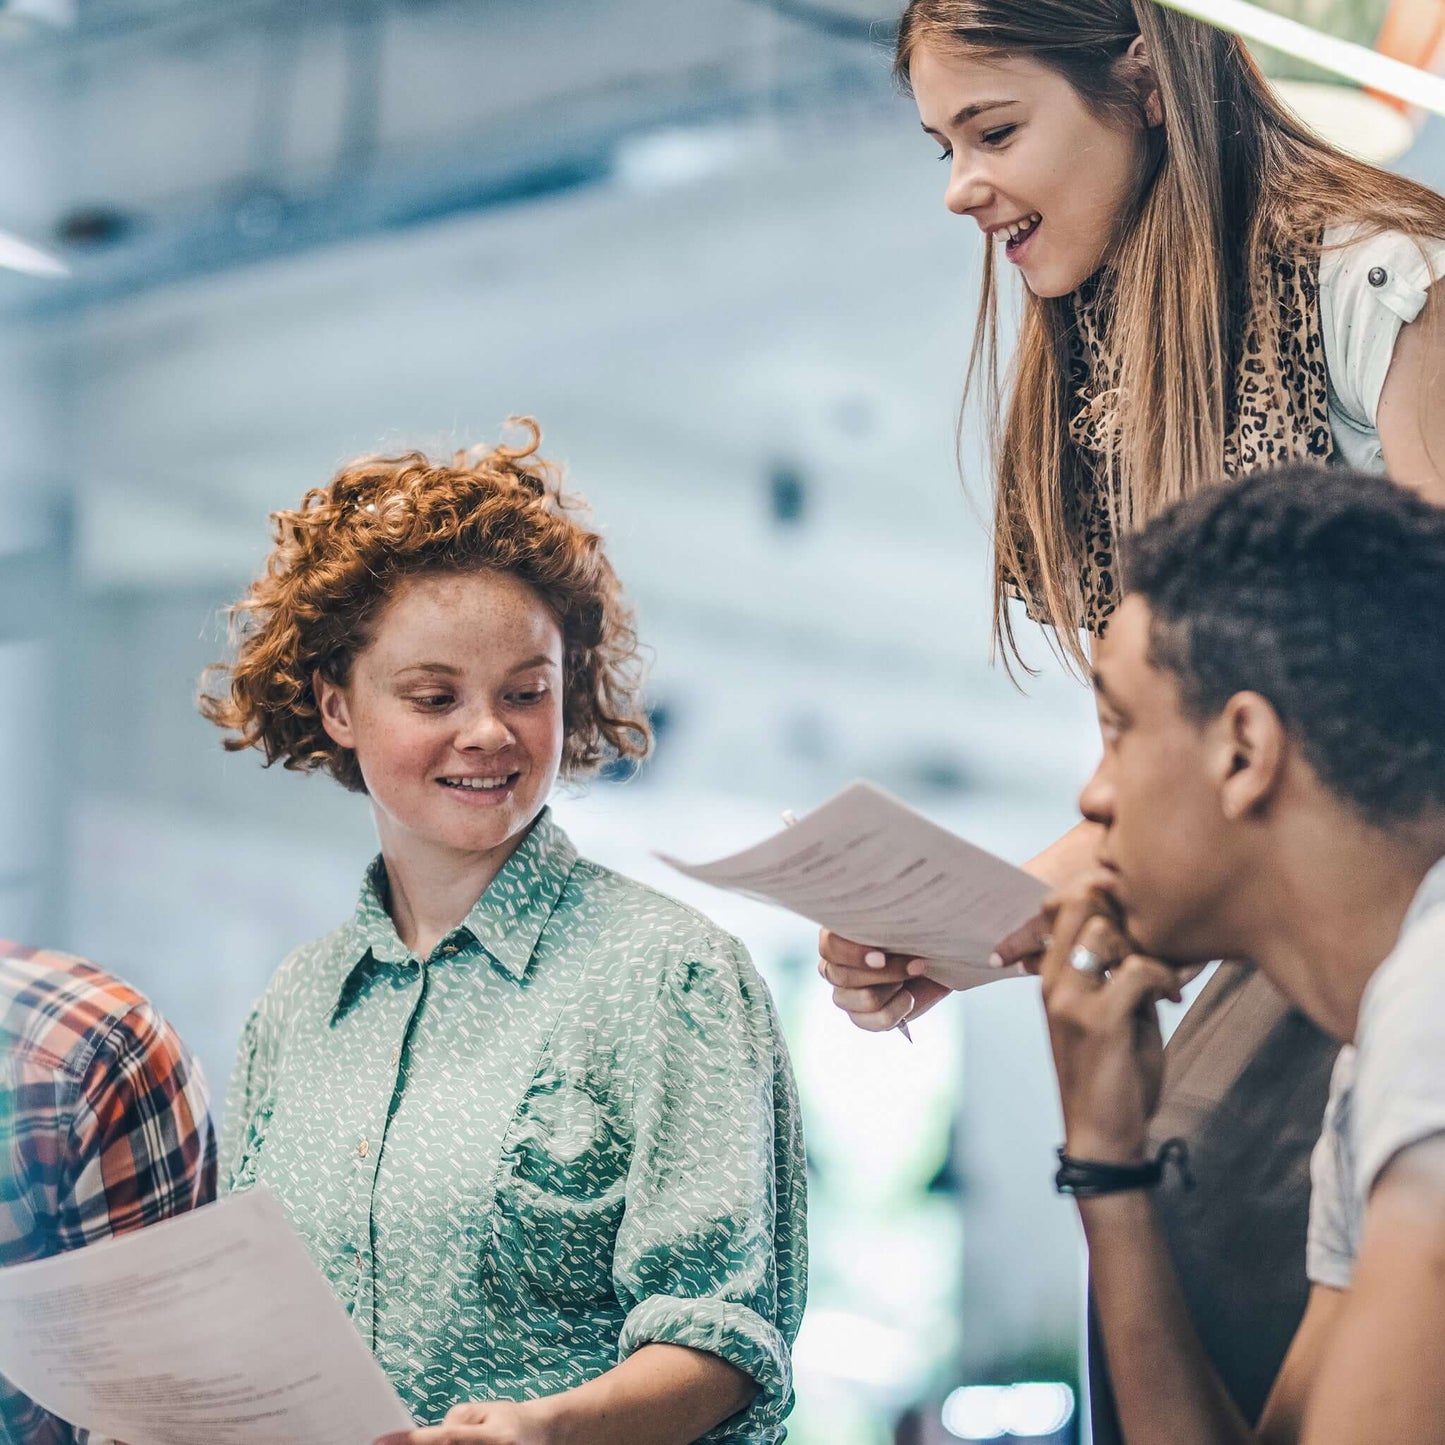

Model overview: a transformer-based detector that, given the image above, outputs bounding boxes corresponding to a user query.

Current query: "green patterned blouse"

[222,809,807,1442]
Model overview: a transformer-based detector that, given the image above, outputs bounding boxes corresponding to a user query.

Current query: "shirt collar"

[1404,854,1445,932]
[332,809,578,1015]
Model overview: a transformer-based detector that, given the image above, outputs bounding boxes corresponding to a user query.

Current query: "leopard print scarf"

[1058,247,1335,634]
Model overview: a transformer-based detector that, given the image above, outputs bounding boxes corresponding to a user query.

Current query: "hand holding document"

[0,1187,412,1445]
[658,781,1050,992]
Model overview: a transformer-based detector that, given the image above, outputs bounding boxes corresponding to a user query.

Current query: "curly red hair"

[200,419,651,792]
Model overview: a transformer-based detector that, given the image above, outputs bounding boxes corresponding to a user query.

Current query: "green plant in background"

[1248,0,1388,82]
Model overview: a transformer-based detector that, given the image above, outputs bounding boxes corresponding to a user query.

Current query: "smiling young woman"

[818,3,1445,1441]
[898,1,1445,667]
[199,423,806,1445]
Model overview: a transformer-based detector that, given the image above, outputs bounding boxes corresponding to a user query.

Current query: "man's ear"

[1214,691,1287,821]
[314,669,356,749]
[1123,35,1164,127]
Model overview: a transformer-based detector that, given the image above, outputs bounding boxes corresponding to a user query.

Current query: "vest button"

[1368,266,1388,288]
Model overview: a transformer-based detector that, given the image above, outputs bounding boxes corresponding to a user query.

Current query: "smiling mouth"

[1000,213,1042,254]
[437,773,519,793]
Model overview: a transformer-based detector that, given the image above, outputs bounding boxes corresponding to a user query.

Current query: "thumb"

[903,978,951,1022]
[993,910,1051,968]
[444,1404,493,1425]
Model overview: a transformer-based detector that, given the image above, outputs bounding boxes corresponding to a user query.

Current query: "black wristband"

[1054,1137,1195,1197]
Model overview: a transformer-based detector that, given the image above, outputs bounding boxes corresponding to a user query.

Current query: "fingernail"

[987,951,1006,969]
[906,958,927,977]
[817,959,827,977]
[864,950,886,969]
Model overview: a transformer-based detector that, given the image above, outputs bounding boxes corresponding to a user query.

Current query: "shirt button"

[1368,266,1388,288]
[389,1048,400,1066]
[355,1138,370,1159]
[439,942,459,957]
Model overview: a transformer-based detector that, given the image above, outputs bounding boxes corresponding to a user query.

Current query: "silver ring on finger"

[1069,944,1107,978]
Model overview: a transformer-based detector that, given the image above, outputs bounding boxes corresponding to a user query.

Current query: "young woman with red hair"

[203,423,805,1445]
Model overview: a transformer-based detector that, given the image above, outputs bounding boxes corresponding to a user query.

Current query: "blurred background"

[0,1,1440,1441]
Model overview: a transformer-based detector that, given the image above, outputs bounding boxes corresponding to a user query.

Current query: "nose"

[1078,757,1115,830]
[944,154,993,219]
[454,704,514,754]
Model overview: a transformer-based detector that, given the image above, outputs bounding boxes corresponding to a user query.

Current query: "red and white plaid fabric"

[0,939,217,1444]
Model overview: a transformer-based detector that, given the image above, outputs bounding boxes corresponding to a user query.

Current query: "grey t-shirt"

[1308,857,1445,1288]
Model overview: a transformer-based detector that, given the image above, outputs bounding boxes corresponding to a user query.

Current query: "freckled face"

[318,570,565,869]
[911,43,1152,299]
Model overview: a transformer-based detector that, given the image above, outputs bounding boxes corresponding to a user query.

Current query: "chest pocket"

[491,1055,630,1311]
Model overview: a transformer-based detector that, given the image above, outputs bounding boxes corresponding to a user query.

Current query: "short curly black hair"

[1123,463,1445,828]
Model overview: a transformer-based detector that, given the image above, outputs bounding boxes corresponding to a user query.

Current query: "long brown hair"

[897,0,1445,673]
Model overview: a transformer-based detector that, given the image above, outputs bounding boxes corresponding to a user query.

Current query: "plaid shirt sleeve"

[61,1002,218,1249]
[0,960,217,1445]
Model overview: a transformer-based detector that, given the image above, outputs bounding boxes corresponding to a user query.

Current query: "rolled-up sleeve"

[1322,227,1445,431]
[612,932,807,1443]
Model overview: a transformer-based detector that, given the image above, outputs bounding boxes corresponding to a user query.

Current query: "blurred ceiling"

[3,0,1440,312]
[0,0,910,313]
[0,0,1102,806]
[1,0,1438,803]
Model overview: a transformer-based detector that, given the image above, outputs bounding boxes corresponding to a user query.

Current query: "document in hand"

[657,780,1050,991]
[0,1186,413,1445]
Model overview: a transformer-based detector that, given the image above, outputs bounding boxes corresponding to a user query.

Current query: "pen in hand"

[784,809,914,1043]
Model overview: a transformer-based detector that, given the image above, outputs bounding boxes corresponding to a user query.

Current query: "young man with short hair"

[0,940,217,1443]
[1040,462,1445,1444]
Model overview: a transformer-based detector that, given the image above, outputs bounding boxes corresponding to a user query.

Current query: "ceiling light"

[996,1382,1077,1437]
[0,230,68,279]
[0,0,76,29]
[941,1382,1077,1441]
[614,127,755,192]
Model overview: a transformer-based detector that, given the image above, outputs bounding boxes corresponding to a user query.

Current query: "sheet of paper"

[657,780,1050,991]
[0,1187,413,1445]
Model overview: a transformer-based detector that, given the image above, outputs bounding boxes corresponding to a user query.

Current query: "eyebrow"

[396,663,460,677]
[395,655,558,678]
[920,99,1017,136]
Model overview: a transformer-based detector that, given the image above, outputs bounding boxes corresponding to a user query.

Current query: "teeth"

[442,776,511,790]
[1000,214,1041,243]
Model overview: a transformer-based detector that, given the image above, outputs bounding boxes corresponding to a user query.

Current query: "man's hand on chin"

[1037,872,1193,1163]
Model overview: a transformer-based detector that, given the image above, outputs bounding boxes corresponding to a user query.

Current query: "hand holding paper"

[658,781,1049,992]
